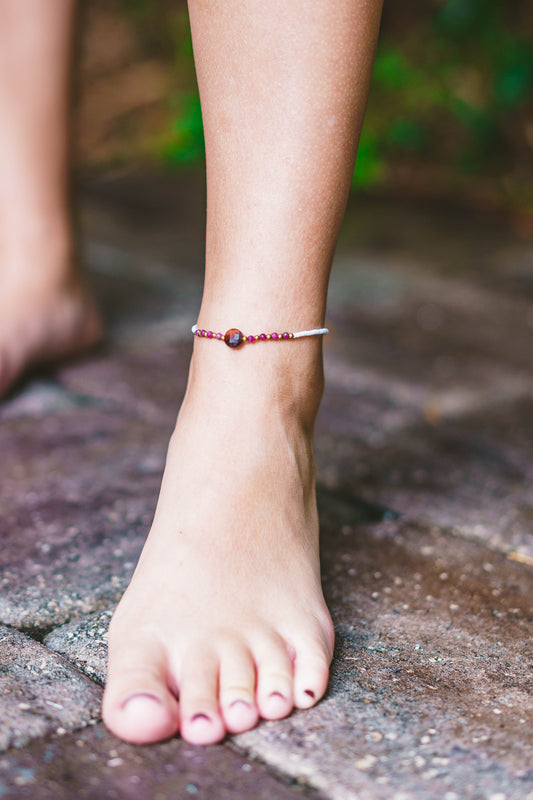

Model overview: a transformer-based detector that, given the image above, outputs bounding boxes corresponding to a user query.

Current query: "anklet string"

[191,324,329,349]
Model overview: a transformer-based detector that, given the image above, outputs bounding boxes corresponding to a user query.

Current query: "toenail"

[191,712,212,723]
[230,700,251,710]
[122,692,163,710]
[304,689,315,699]
[269,691,286,701]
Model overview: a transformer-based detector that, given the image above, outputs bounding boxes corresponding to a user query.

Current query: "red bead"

[224,328,244,348]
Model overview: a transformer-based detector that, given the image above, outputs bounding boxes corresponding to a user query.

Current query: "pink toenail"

[269,691,286,701]
[230,700,251,709]
[191,712,212,723]
[122,692,163,710]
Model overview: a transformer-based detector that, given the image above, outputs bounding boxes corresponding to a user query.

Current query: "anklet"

[191,324,329,349]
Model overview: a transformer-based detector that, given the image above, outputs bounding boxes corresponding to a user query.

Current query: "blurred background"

[74,0,533,226]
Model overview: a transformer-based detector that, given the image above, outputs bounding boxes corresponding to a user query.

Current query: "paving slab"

[44,608,113,684]
[233,510,533,800]
[316,396,533,560]
[0,405,167,631]
[41,496,533,800]
[55,342,190,424]
[0,626,101,752]
[0,722,324,800]
[326,263,532,413]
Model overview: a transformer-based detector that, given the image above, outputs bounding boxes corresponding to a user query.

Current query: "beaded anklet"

[191,324,329,349]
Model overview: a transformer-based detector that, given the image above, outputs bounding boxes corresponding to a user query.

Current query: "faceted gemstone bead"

[271,332,279,340]
[259,334,267,340]
[282,332,290,339]
[247,335,255,343]
[216,333,222,340]
[200,329,206,336]
[207,331,213,338]
[224,328,244,348]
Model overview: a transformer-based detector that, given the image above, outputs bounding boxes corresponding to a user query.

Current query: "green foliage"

[352,0,532,193]
[157,93,204,166]
[130,0,531,202]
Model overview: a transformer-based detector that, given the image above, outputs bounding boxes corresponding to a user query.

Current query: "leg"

[0,0,101,396]
[103,0,382,745]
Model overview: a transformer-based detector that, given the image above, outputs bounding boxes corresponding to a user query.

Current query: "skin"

[103,0,383,745]
[0,0,382,744]
[0,0,101,396]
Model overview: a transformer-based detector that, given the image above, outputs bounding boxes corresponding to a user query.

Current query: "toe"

[178,648,226,745]
[102,638,179,745]
[219,640,259,734]
[292,634,332,709]
[254,633,294,720]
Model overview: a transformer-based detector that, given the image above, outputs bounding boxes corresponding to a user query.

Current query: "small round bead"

[271,332,279,340]
[224,328,244,348]
[259,333,267,341]
[254,335,259,341]
[207,331,213,338]
[247,335,255,343]
[282,332,290,339]
[289,333,294,339]
[266,334,272,340]
[216,333,222,340]
[200,329,206,336]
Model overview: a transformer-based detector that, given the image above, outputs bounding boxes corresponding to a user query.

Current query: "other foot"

[0,269,102,397]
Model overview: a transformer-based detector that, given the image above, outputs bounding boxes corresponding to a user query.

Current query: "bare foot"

[102,335,334,745]
[0,258,102,397]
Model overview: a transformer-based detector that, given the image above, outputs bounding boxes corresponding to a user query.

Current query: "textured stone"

[233,508,533,800]
[0,626,101,752]
[0,722,326,800]
[0,407,166,631]
[316,397,533,560]
[40,504,533,800]
[56,343,190,424]
[44,608,114,684]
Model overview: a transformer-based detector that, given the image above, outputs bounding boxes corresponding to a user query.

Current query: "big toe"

[102,638,179,745]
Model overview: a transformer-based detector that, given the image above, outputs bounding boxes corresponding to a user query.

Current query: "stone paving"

[0,171,532,799]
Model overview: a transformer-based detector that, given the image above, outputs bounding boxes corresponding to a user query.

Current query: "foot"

[0,257,102,397]
[102,333,334,745]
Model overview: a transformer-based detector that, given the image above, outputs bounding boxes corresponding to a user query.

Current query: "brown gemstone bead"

[224,328,244,348]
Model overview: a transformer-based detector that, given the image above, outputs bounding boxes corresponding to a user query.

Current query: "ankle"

[185,333,325,432]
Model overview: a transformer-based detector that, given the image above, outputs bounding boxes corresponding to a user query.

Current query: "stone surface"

[1,172,532,798]
[0,405,167,631]
[0,626,101,752]
[44,608,114,685]
[0,723,325,800]
[316,396,533,560]
[234,508,533,800]
[40,501,533,800]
